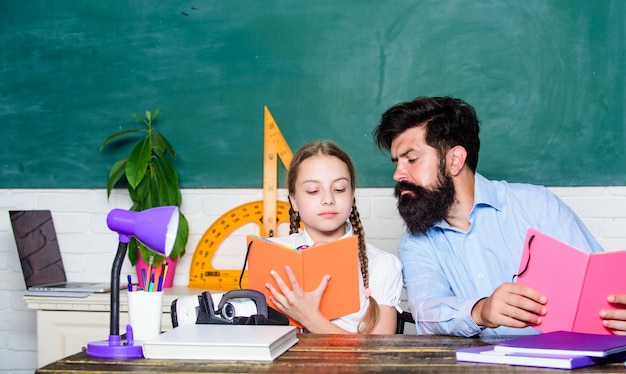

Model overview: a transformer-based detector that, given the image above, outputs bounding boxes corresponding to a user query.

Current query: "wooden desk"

[36,333,626,373]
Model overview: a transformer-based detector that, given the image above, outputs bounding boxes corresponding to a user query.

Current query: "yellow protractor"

[188,106,295,290]
[187,199,292,290]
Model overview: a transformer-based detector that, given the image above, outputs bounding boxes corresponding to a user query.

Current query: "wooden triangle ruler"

[263,106,293,237]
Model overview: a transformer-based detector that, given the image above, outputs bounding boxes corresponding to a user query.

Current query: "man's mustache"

[394,181,428,199]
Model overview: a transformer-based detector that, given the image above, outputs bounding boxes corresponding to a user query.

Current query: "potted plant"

[100,109,189,287]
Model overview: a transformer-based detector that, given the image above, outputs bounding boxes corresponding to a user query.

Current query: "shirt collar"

[301,222,354,245]
[473,173,502,211]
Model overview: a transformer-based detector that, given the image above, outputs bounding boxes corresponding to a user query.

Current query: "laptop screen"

[9,210,68,288]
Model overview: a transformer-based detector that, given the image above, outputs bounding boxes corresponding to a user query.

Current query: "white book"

[142,324,298,361]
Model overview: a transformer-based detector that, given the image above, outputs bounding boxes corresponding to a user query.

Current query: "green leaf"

[152,131,176,158]
[159,155,179,185]
[130,175,151,209]
[99,129,145,152]
[153,168,169,206]
[153,158,180,205]
[126,138,151,188]
[131,113,148,126]
[128,186,141,207]
[128,238,139,266]
[106,158,128,198]
[169,213,189,260]
[140,177,154,209]
[148,171,161,207]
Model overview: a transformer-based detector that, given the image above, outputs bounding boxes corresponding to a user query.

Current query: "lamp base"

[86,334,143,359]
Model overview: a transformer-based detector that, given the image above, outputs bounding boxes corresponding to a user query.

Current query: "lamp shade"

[107,206,179,257]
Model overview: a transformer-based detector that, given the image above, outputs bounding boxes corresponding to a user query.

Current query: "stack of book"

[456,331,626,369]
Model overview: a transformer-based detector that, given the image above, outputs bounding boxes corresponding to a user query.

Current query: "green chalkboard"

[1,1,625,188]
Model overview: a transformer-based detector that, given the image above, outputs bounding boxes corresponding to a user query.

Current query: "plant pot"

[134,255,177,289]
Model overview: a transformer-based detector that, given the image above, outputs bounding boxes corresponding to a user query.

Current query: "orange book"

[246,235,360,327]
[516,228,626,334]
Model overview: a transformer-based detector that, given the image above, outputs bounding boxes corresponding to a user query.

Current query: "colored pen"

[162,262,169,289]
[141,269,147,290]
[148,273,155,292]
[127,274,132,291]
[157,274,163,292]
[147,256,154,291]
[154,262,162,282]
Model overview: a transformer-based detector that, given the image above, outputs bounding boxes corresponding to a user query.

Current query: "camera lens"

[221,302,236,320]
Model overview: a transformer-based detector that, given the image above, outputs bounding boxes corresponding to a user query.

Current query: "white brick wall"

[1,187,626,372]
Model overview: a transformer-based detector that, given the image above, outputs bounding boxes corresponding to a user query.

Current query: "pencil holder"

[127,290,164,341]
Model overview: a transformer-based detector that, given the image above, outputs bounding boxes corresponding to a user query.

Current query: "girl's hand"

[266,265,330,326]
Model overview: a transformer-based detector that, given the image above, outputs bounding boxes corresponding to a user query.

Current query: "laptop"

[10,210,113,294]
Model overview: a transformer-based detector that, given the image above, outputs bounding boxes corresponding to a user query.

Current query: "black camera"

[171,289,268,327]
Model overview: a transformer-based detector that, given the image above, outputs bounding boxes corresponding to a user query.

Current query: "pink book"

[515,228,626,334]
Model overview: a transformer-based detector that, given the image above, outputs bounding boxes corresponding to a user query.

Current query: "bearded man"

[373,96,626,336]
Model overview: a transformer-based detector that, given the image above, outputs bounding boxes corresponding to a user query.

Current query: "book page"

[247,237,301,319]
[516,229,590,332]
[300,236,360,319]
[575,250,626,334]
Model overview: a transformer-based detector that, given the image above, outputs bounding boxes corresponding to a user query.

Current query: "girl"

[266,140,403,334]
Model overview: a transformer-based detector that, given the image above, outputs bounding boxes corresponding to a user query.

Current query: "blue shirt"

[399,173,603,337]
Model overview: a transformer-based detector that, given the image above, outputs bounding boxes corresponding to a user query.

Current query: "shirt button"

[477,273,484,278]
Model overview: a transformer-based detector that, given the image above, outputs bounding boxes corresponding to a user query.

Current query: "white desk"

[24,287,206,367]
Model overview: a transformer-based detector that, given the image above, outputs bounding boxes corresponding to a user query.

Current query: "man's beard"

[394,172,456,235]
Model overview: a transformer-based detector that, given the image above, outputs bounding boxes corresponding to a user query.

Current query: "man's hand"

[471,282,547,329]
[601,294,626,335]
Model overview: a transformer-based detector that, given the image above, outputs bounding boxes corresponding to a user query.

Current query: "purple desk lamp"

[86,206,179,358]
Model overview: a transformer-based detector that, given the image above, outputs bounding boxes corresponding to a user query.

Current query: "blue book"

[456,345,624,370]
